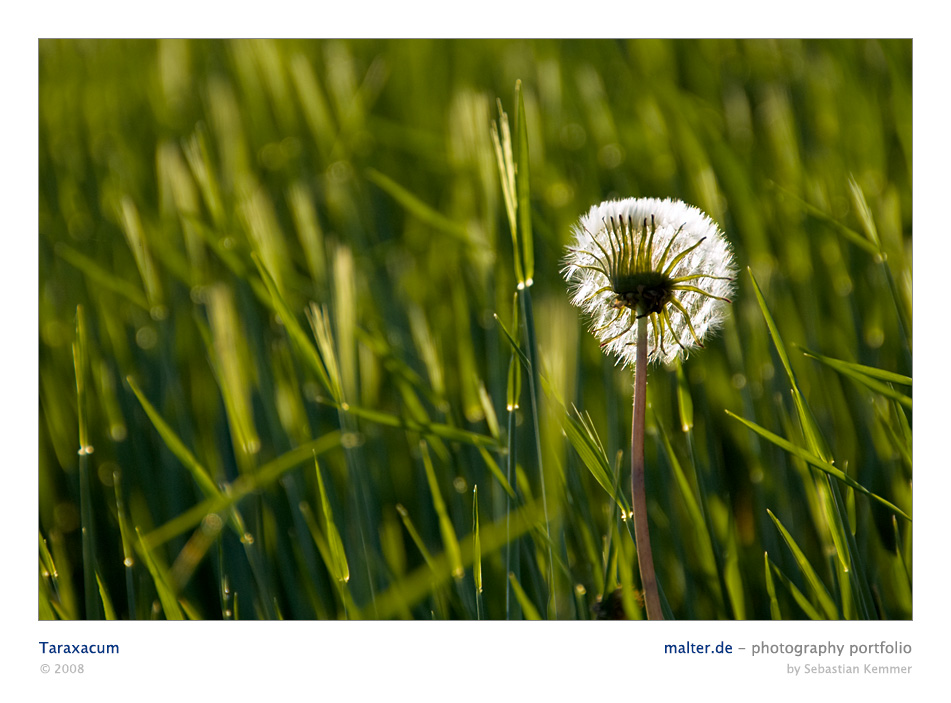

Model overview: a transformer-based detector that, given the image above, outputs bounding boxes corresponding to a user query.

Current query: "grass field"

[38,38,912,620]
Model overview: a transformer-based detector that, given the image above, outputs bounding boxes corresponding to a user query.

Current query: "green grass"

[39,38,911,620]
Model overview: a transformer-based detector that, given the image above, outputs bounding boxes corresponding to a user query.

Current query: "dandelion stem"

[632,311,663,620]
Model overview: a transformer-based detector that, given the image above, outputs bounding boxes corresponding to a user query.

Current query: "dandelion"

[563,197,736,620]
[563,197,736,367]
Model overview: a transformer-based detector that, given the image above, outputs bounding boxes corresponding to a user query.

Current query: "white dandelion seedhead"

[563,197,737,367]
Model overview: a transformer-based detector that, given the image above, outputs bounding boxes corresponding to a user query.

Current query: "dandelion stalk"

[630,311,662,619]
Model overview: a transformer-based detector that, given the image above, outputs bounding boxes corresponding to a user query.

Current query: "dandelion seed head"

[563,197,736,367]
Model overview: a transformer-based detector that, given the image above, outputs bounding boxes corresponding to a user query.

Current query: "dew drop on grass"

[546,181,573,207]
[54,502,80,532]
[598,143,624,169]
[201,514,223,535]
[865,326,885,349]
[328,160,353,183]
[560,123,586,150]
[97,463,116,486]
[341,431,362,448]
[42,319,70,347]
[135,326,157,349]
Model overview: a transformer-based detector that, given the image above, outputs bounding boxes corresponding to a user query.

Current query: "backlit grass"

[39,39,911,620]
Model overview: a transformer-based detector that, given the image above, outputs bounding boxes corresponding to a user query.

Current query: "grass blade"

[763,553,782,619]
[799,346,911,408]
[473,485,483,619]
[73,306,101,620]
[421,441,464,581]
[515,80,534,286]
[767,556,823,620]
[369,498,547,619]
[252,253,336,401]
[769,181,879,256]
[365,167,469,241]
[126,376,221,498]
[135,528,184,620]
[55,243,150,310]
[143,432,342,550]
[491,100,520,282]
[561,405,627,512]
[508,572,542,620]
[726,409,909,519]
[767,510,837,619]
[96,572,118,620]
[314,457,349,584]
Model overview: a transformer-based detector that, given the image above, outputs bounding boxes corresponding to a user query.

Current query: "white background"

[8,4,943,699]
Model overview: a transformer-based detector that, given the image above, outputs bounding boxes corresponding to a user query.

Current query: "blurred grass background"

[39,38,911,620]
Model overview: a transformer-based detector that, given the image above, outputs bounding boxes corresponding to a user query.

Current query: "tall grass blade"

[96,572,118,620]
[315,457,349,584]
[769,181,879,256]
[421,441,464,581]
[55,244,150,310]
[653,412,723,608]
[287,181,327,289]
[561,405,627,512]
[763,553,782,619]
[767,510,838,619]
[118,197,165,314]
[518,286,554,615]
[343,404,499,448]
[181,125,226,228]
[848,175,882,251]
[112,471,137,618]
[767,557,823,620]
[365,168,469,241]
[473,485,483,619]
[726,410,909,519]
[143,432,342,549]
[73,306,101,619]
[252,253,336,401]
[515,80,534,285]
[135,528,184,620]
[508,572,542,620]
[799,346,911,408]
[370,498,546,619]
[126,376,221,497]
[491,99,522,283]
